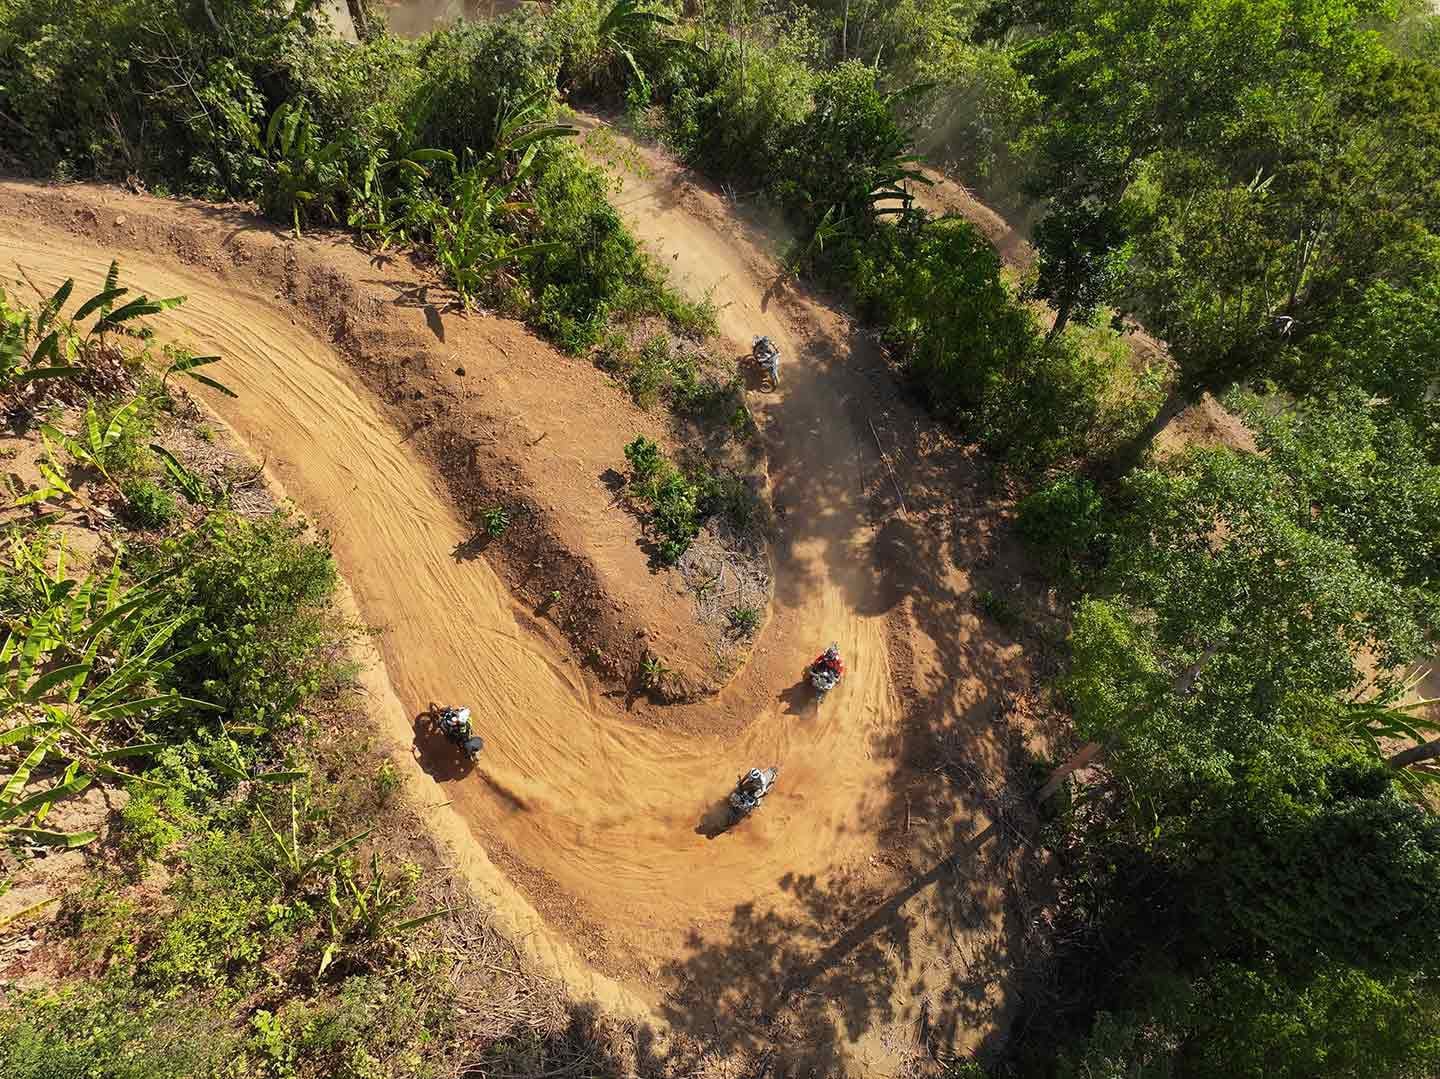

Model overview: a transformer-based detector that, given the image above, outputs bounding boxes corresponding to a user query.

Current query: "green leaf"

[32,331,60,363]
[0,775,92,824]
[0,722,53,748]
[405,148,456,164]
[87,694,222,721]
[72,287,127,323]
[23,663,92,702]
[94,296,162,334]
[84,402,101,458]
[165,353,222,377]
[213,758,249,783]
[101,397,142,451]
[1,733,58,805]
[255,770,309,784]
[37,278,74,332]
[14,365,81,385]
[317,827,374,865]
[390,908,449,934]
[6,826,98,848]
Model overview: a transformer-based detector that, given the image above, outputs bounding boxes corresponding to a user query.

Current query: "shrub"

[624,435,700,563]
[728,604,762,637]
[482,506,510,537]
[847,216,1037,417]
[136,511,345,724]
[1016,475,1106,582]
[410,16,559,155]
[122,477,179,530]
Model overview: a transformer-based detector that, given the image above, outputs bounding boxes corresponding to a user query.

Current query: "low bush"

[132,510,348,725]
[624,435,701,562]
[1016,475,1107,581]
[623,436,765,562]
[122,476,180,530]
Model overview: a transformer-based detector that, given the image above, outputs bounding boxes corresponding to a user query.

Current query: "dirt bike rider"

[437,705,484,757]
[809,643,844,691]
[729,766,777,818]
[751,335,780,384]
[736,768,768,799]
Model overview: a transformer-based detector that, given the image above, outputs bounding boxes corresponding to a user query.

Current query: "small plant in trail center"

[482,506,510,537]
[639,654,671,690]
[728,604,762,637]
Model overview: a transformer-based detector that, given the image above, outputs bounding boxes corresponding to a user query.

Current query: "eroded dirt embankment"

[0,168,1035,1074]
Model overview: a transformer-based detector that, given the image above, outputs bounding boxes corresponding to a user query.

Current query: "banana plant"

[70,259,185,340]
[2,553,220,849]
[1,281,81,393]
[317,850,446,976]
[1338,674,1440,793]
[148,444,220,508]
[263,100,346,237]
[258,785,373,890]
[397,94,577,303]
[349,147,457,242]
[162,349,236,399]
[597,0,678,94]
[4,261,189,402]
[39,397,143,489]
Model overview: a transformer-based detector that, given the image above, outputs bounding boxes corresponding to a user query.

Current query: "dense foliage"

[0,0,709,351]
[5,0,1440,1073]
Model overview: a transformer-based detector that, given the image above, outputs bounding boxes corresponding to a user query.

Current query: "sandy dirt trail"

[0,184,911,989]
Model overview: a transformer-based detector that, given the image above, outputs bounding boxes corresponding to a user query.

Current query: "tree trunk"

[1388,737,1440,770]
[1036,741,1103,804]
[1045,293,1074,345]
[345,0,368,40]
[1095,381,1196,481]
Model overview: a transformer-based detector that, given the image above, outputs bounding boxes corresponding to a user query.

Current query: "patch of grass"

[728,604,762,637]
[121,476,179,530]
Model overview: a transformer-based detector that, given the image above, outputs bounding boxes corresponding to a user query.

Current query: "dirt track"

[0,136,1030,1069]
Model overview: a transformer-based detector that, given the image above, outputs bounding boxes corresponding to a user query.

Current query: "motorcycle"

[433,705,485,760]
[728,766,779,823]
[807,643,844,698]
[750,335,780,391]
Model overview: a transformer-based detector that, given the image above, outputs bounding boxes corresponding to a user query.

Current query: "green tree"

[1016,0,1439,470]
